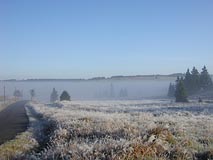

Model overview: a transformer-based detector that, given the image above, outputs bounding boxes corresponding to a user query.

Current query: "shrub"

[60,91,71,101]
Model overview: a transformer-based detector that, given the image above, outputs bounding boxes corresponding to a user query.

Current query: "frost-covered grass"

[24,100,213,159]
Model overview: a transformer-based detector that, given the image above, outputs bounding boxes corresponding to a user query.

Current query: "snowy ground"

[20,100,213,159]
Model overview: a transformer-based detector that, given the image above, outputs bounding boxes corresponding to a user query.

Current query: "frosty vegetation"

[18,100,213,160]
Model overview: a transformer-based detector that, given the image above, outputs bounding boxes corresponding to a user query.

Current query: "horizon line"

[0,73,186,81]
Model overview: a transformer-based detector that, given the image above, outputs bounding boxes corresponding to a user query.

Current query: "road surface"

[0,101,29,145]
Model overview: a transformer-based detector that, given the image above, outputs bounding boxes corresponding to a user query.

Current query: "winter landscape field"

[1,100,212,160]
[1,1,213,160]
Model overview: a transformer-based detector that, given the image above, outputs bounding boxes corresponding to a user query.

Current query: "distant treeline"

[1,74,188,82]
[168,66,213,102]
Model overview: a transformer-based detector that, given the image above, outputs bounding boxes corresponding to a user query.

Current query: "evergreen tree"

[169,66,212,99]
[50,88,58,102]
[110,83,115,98]
[167,83,175,97]
[184,69,192,93]
[176,76,180,83]
[60,91,71,101]
[191,67,200,92]
[200,66,213,90]
[175,77,188,102]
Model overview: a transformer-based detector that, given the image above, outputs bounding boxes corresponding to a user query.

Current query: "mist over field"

[1,0,213,159]
[0,79,174,102]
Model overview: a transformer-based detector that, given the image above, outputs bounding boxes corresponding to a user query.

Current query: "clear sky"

[0,0,213,79]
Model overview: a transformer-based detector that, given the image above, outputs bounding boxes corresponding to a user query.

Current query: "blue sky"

[0,0,213,79]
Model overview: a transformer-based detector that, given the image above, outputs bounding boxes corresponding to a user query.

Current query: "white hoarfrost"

[25,100,213,159]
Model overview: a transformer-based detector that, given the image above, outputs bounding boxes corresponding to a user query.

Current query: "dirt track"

[0,101,29,145]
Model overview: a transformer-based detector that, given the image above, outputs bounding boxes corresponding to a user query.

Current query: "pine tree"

[167,83,175,97]
[184,69,192,93]
[169,66,212,99]
[175,77,188,102]
[110,83,115,98]
[200,66,213,90]
[191,67,200,93]
[176,76,180,83]
[60,91,71,101]
[50,88,58,102]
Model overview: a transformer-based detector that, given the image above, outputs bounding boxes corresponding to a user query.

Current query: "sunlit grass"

[0,131,38,160]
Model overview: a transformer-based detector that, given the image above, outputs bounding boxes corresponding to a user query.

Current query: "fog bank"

[0,79,174,103]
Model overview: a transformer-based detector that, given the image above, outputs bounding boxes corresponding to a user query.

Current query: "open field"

[8,100,210,160]
[0,100,213,159]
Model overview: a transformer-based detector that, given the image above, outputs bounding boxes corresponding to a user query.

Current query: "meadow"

[13,100,213,160]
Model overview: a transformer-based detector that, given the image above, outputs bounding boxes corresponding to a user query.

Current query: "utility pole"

[3,86,5,104]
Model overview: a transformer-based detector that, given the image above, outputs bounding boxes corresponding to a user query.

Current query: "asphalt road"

[0,101,29,145]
